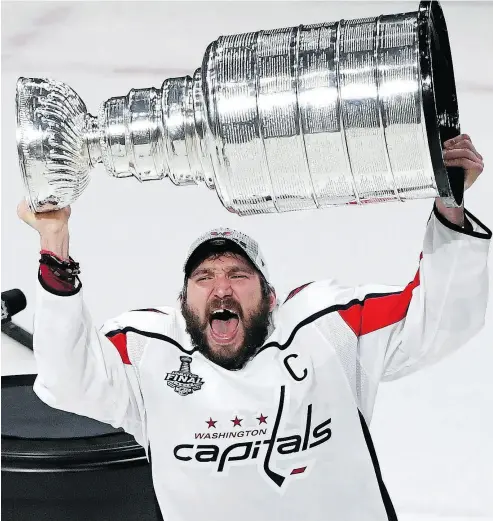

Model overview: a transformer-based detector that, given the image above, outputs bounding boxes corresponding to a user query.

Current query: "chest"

[124,306,386,510]
[139,318,359,446]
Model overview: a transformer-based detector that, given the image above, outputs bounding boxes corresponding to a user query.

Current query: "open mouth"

[209,309,240,344]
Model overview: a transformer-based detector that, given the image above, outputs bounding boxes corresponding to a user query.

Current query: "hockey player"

[18,134,490,520]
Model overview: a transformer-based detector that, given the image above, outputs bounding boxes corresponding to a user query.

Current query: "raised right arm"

[18,201,147,447]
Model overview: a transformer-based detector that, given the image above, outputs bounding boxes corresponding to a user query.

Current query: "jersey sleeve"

[32,279,148,448]
[336,206,490,415]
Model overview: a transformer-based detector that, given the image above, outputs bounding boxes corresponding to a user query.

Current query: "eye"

[231,274,248,279]
[196,276,212,282]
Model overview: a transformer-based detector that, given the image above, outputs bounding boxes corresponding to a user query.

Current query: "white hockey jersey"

[32,208,491,521]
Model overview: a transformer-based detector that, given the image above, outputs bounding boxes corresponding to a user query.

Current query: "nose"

[212,275,233,299]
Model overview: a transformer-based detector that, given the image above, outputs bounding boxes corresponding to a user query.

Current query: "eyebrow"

[190,265,255,278]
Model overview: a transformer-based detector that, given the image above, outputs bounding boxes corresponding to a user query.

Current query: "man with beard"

[180,238,275,371]
[18,134,491,521]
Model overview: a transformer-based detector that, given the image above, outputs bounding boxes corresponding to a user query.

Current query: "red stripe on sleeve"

[106,332,131,365]
[339,269,421,337]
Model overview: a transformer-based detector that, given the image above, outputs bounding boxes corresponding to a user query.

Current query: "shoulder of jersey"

[101,305,178,337]
[283,282,315,304]
[279,279,360,325]
[282,279,349,304]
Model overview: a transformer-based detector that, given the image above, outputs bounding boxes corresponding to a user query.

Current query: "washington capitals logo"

[165,356,204,396]
[173,386,332,489]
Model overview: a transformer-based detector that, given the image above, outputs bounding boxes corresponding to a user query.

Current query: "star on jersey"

[206,418,217,429]
[257,414,268,425]
[231,416,243,427]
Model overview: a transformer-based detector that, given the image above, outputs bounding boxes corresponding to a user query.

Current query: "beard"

[181,295,271,371]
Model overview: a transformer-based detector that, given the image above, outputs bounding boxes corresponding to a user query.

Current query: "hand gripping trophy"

[16,1,463,216]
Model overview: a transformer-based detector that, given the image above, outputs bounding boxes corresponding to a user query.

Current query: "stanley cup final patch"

[165,356,204,396]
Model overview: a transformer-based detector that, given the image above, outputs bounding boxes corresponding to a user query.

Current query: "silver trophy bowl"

[16,0,463,216]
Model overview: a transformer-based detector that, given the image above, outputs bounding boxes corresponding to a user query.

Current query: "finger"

[443,147,483,164]
[17,200,31,219]
[468,140,482,161]
[462,139,481,159]
[444,134,471,148]
[444,135,483,160]
[447,139,482,160]
[444,157,484,173]
[17,201,37,227]
[445,138,472,151]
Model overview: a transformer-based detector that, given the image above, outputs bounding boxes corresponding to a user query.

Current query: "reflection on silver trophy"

[16,1,463,216]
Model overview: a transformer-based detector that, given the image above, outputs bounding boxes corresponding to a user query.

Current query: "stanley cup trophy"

[16,0,463,216]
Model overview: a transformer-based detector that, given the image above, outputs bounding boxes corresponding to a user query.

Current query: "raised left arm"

[335,135,490,419]
[381,134,489,378]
